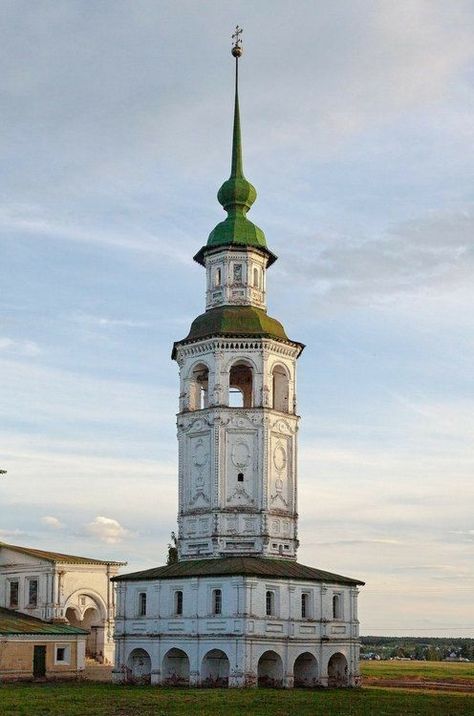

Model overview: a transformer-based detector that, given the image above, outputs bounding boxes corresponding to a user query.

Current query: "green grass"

[361,660,474,683]
[0,682,473,716]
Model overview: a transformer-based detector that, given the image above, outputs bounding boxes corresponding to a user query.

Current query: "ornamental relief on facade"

[188,436,211,507]
[270,436,290,508]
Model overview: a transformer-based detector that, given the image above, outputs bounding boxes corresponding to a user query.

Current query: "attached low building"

[0,542,126,663]
[0,607,88,681]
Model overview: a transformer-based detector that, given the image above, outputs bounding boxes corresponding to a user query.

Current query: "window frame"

[138,591,147,617]
[212,588,222,615]
[332,592,343,620]
[27,578,38,607]
[265,590,275,617]
[175,589,183,616]
[54,643,71,665]
[9,580,19,608]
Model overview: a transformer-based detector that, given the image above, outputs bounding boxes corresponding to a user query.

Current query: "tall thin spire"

[231,26,244,178]
[193,26,277,267]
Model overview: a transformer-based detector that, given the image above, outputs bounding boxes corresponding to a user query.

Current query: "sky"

[1,1,473,637]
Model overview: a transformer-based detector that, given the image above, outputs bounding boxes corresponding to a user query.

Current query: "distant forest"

[360,636,474,661]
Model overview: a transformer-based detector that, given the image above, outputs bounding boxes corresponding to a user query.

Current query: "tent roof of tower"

[112,557,364,586]
[0,542,126,566]
[193,40,277,269]
[172,305,305,358]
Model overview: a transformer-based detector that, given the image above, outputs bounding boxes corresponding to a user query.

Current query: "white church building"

[113,33,364,688]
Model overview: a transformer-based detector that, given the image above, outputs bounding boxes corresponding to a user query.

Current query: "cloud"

[280,208,474,309]
[85,515,130,544]
[0,337,41,357]
[41,515,64,530]
[0,529,27,540]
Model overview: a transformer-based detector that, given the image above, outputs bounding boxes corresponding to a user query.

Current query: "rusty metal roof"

[0,542,126,566]
[0,608,88,635]
[112,557,364,586]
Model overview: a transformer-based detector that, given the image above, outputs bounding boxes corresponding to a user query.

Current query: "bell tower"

[172,29,304,561]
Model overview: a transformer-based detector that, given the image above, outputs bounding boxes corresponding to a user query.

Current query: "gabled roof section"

[112,557,364,586]
[0,607,88,635]
[0,542,126,567]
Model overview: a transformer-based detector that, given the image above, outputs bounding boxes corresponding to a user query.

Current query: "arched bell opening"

[229,361,253,407]
[188,363,209,411]
[272,364,290,413]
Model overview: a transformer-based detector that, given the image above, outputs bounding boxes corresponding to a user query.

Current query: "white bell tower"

[172,39,304,561]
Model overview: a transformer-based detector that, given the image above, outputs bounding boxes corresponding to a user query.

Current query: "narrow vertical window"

[138,592,147,616]
[253,266,259,288]
[9,581,19,608]
[215,268,221,287]
[301,593,308,619]
[265,590,274,616]
[175,590,183,615]
[332,593,342,619]
[28,579,38,607]
[213,588,222,615]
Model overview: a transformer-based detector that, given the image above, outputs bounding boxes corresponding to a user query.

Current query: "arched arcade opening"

[327,652,349,687]
[201,648,229,686]
[162,648,190,686]
[257,650,283,687]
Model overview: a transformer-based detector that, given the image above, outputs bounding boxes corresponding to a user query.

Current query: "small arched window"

[265,590,274,616]
[253,266,259,288]
[332,593,342,620]
[175,590,183,615]
[138,592,147,617]
[214,268,221,287]
[212,589,222,615]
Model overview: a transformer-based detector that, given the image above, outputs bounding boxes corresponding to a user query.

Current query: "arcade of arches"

[124,647,349,687]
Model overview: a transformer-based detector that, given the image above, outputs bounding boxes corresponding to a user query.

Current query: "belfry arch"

[188,362,209,411]
[229,360,253,407]
[271,364,290,413]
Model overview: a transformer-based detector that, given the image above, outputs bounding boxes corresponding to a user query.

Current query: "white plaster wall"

[204,248,267,310]
[114,575,361,687]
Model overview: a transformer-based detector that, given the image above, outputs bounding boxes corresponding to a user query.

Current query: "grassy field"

[361,659,474,683]
[1,682,473,716]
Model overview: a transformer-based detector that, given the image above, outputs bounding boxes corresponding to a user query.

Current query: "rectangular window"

[55,645,70,665]
[332,593,342,619]
[213,589,222,615]
[9,581,19,608]
[138,592,147,616]
[301,593,308,619]
[265,590,274,616]
[28,579,38,607]
[175,590,183,615]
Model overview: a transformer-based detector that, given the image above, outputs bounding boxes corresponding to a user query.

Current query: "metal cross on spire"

[231,25,243,57]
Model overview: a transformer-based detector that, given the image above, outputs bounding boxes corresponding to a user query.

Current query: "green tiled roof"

[0,542,126,566]
[172,306,304,358]
[112,557,364,586]
[0,608,88,635]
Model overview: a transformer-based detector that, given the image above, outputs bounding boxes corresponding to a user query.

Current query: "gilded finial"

[231,25,243,57]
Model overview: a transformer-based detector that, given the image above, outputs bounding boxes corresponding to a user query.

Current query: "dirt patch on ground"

[84,661,113,682]
[365,677,474,693]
